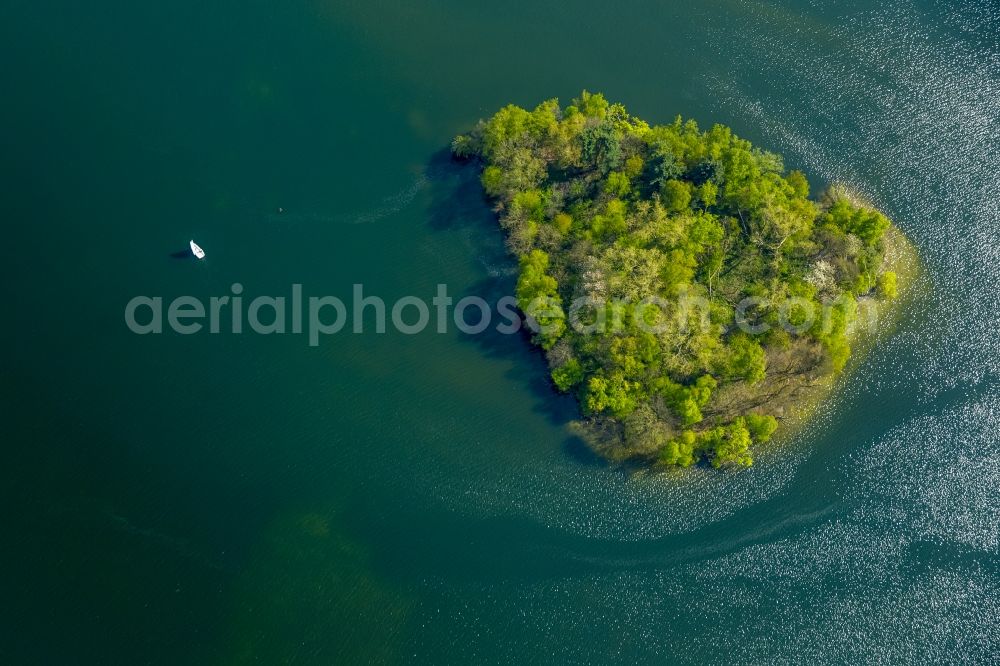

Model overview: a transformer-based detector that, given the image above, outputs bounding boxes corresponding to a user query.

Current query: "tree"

[697,181,719,207]
[451,133,478,159]
[516,250,565,349]
[551,358,583,392]
[649,142,684,188]
[552,212,573,235]
[573,90,609,119]
[584,373,641,419]
[581,122,623,174]
[481,166,503,197]
[482,104,532,159]
[745,413,778,443]
[624,155,644,179]
[717,333,767,384]
[657,375,715,426]
[624,404,671,457]
[710,419,754,467]
[787,170,809,198]
[822,198,889,246]
[877,271,898,299]
[604,171,631,198]
[661,179,692,213]
[660,430,698,467]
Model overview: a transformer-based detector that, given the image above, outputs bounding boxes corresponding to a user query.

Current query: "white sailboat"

[189,239,206,259]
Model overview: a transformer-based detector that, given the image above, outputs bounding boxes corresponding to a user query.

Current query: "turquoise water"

[2,0,998,663]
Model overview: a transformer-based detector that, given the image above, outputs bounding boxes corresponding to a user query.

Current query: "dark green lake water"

[2,0,998,663]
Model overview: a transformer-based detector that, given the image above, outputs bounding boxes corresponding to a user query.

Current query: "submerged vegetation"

[454,92,902,469]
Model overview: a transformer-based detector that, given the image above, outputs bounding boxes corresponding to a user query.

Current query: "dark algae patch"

[454,92,907,469]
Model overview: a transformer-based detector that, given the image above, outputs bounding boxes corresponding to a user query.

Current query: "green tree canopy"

[455,93,898,468]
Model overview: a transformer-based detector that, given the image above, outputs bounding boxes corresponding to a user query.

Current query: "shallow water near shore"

[2,0,998,663]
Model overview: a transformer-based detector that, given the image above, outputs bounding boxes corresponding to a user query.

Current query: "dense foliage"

[454,92,897,468]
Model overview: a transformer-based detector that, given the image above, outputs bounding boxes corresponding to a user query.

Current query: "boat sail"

[189,240,205,259]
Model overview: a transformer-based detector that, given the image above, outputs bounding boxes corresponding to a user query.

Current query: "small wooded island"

[453,92,907,469]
